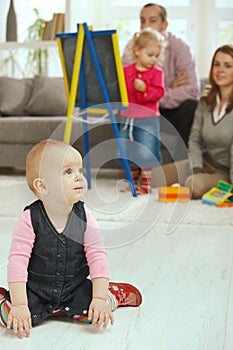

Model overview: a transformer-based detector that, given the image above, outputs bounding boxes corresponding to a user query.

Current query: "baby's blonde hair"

[127,28,166,64]
[26,139,70,192]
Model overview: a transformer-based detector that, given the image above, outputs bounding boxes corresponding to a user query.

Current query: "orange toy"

[158,186,190,202]
[216,202,233,208]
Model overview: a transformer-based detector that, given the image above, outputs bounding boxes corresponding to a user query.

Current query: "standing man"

[122,3,200,148]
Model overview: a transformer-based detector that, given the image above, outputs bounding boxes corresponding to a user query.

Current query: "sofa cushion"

[0,77,33,116]
[0,116,67,143]
[24,75,68,116]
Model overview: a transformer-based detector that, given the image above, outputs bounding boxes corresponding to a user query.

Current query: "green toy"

[202,180,233,205]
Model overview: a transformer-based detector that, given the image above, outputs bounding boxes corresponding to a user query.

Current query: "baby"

[0,139,142,339]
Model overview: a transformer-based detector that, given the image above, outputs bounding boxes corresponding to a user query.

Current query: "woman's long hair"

[202,45,233,113]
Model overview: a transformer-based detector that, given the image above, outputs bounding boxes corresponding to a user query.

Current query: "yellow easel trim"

[56,37,69,101]
[64,24,85,143]
[86,108,118,115]
[112,33,128,107]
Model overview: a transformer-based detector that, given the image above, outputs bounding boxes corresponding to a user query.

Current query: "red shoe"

[119,185,139,193]
[50,309,67,317]
[119,186,131,193]
[136,187,152,195]
[108,282,142,307]
[0,287,6,299]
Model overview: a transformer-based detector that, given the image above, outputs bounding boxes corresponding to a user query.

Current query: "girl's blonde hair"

[126,28,166,64]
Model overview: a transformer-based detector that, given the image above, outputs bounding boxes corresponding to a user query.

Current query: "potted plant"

[25,8,48,76]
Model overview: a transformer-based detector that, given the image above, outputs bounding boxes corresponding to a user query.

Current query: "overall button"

[82,309,87,315]
[65,306,70,311]
[53,289,58,293]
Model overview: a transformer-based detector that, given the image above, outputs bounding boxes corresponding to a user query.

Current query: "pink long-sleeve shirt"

[7,206,110,283]
[122,31,200,109]
[122,63,165,118]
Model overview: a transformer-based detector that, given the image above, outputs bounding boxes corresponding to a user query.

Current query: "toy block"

[158,186,190,202]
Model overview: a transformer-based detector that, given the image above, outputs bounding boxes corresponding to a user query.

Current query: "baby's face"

[60,147,87,206]
[40,145,87,206]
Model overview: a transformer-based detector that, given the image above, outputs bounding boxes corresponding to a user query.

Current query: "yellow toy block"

[158,186,190,202]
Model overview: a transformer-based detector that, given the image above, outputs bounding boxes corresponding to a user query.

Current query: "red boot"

[108,282,142,307]
[0,287,6,299]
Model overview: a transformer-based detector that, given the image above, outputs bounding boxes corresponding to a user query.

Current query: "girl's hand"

[134,78,146,92]
[7,305,32,339]
[88,298,114,329]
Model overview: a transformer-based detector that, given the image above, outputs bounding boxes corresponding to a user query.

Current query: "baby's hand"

[88,298,114,329]
[7,305,32,339]
[134,78,146,93]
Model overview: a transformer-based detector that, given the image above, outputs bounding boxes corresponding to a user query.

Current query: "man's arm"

[160,35,200,109]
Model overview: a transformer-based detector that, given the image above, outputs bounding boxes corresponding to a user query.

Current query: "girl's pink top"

[122,63,165,118]
[7,206,110,283]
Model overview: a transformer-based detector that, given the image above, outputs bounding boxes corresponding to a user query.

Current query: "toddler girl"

[119,28,166,194]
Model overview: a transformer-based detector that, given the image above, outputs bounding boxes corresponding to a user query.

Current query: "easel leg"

[64,116,73,144]
[108,110,137,197]
[82,112,91,189]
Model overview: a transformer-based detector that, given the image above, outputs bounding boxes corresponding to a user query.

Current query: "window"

[111,0,190,5]
[215,0,233,7]
[215,0,233,46]
[0,0,66,77]
[218,21,233,45]
[15,0,66,42]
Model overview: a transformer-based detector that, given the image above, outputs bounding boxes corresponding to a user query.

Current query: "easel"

[57,23,137,196]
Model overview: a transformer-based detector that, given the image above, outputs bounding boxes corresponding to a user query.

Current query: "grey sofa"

[0,75,122,169]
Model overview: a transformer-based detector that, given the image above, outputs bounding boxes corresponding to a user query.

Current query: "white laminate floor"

[0,219,233,350]
[0,173,233,350]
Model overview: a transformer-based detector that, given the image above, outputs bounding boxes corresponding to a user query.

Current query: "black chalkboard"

[57,30,123,107]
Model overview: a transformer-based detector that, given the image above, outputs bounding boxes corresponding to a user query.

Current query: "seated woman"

[153,44,233,199]
[185,44,233,199]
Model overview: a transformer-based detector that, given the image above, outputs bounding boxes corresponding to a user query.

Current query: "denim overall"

[6,200,92,325]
